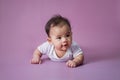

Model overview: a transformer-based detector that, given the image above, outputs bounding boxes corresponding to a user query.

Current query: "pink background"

[0,0,120,80]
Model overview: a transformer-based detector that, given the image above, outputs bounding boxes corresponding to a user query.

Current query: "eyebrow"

[56,35,62,37]
[66,31,71,34]
[56,31,71,37]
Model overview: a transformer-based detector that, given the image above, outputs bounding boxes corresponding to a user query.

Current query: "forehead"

[50,25,71,36]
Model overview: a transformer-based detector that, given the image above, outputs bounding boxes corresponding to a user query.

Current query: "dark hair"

[45,15,71,37]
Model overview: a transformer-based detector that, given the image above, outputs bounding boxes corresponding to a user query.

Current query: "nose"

[62,37,67,43]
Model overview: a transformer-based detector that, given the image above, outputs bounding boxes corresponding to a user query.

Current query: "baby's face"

[48,25,72,51]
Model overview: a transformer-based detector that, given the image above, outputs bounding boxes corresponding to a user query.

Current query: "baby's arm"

[66,54,84,68]
[31,49,42,64]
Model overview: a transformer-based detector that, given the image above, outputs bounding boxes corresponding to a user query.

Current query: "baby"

[31,15,84,68]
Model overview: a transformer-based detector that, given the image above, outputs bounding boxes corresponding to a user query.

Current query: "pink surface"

[0,0,120,80]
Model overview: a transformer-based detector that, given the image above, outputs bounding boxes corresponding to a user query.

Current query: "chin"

[61,48,68,51]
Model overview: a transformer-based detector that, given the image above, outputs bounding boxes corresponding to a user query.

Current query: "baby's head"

[45,15,72,51]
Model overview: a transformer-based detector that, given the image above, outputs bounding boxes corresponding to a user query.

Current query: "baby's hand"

[66,60,77,68]
[31,57,42,64]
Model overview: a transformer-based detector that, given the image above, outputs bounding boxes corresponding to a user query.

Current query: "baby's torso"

[37,41,83,62]
[47,45,73,62]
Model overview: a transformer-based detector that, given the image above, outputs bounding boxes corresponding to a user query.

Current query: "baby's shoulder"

[71,41,79,47]
[70,41,80,50]
[37,41,53,54]
[40,41,52,47]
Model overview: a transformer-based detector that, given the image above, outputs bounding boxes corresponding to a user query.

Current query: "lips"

[62,43,68,49]
[64,44,67,46]
[63,43,67,46]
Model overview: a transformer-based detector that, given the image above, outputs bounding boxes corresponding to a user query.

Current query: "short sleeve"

[71,42,83,58]
[37,42,51,54]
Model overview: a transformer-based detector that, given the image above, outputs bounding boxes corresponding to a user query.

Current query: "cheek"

[54,41,62,47]
[68,37,72,41]
[55,41,61,46]
[68,38,72,45]
[52,40,60,45]
[54,43,61,50]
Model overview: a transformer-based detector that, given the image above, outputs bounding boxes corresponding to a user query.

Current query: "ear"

[47,37,52,44]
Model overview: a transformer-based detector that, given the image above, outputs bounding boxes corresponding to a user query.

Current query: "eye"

[57,37,61,39]
[66,34,70,37]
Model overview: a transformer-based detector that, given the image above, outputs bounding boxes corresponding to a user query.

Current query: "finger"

[66,60,70,66]
[66,62,69,67]
[39,60,42,64]
[66,62,71,67]
[31,59,39,64]
[69,62,76,68]
[68,62,73,68]
[30,59,34,64]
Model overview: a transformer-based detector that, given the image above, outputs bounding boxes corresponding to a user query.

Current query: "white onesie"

[37,41,83,62]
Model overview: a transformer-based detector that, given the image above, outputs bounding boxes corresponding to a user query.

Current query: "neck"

[55,48,66,58]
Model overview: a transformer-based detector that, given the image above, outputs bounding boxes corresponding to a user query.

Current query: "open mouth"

[63,44,68,47]
[61,44,68,51]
